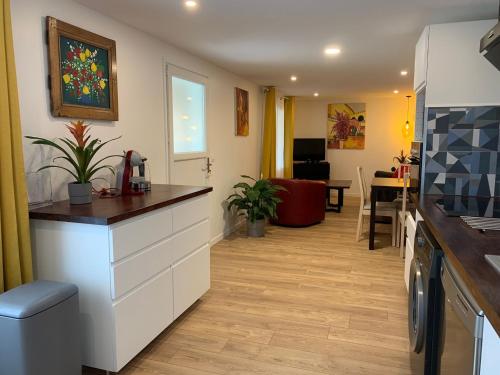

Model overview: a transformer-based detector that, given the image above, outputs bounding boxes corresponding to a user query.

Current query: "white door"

[166,65,211,186]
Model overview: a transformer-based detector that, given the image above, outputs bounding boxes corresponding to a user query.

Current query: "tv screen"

[293,138,325,161]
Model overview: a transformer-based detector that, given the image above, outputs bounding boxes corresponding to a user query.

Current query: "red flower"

[66,120,90,148]
[75,48,81,55]
[81,68,87,75]
[97,71,103,78]
[66,51,74,60]
[73,80,79,87]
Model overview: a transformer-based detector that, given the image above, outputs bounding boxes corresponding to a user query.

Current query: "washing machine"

[408,221,443,375]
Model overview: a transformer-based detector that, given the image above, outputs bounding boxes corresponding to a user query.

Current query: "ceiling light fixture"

[400,70,408,76]
[290,75,297,82]
[314,92,319,97]
[324,47,341,56]
[393,90,399,94]
[403,95,412,138]
[184,1,198,9]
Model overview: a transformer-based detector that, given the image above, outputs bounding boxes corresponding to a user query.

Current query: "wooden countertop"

[412,193,500,336]
[29,184,213,225]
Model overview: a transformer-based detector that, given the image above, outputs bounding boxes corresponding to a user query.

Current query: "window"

[171,76,206,157]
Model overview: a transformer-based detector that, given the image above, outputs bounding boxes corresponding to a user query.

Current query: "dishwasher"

[439,257,484,375]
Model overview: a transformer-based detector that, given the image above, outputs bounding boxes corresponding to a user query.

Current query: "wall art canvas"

[47,17,118,121]
[235,87,249,136]
[327,103,366,150]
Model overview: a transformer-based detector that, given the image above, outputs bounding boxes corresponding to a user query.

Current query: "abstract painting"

[47,17,118,120]
[327,103,366,150]
[235,87,249,136]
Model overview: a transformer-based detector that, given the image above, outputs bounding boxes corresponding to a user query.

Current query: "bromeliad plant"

[26,120,121,183]
[226,175,286,223]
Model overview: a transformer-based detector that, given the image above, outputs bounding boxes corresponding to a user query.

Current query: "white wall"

[295,97,414,196]
[11,0,262,243]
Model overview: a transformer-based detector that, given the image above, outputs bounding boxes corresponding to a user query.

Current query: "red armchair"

[270,178,326,227]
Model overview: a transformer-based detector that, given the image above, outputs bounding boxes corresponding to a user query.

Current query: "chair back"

[356,166,368,208]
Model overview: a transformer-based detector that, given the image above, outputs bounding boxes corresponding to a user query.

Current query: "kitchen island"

[412,193,500,374]
[29,184,213,372]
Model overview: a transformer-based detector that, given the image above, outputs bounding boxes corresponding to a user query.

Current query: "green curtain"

[283,96,295,178]
[261,87,276,179]
[0,0,33,292]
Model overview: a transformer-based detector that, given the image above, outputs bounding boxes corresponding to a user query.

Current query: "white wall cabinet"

[413,26,429,93]
[30,194,211,372]
[414,19,500,107]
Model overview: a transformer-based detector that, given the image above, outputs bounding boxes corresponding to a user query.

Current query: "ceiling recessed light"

[290,75,297,82]
[400,70,408,76]
[314,92,319,97]
[184,1,198,9]
[324,47,341,56]
[393,90,399,94]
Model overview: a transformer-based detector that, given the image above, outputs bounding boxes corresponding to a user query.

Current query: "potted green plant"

[226,175,285,237]
[393,149,408,164]
[26,120,121,205]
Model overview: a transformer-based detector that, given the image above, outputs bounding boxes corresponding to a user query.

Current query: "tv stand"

[293,161,330,180]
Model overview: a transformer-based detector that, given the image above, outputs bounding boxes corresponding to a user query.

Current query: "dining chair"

[396,172,412,257]
[356,166,398,246]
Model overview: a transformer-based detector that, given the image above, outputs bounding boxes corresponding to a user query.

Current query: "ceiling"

[79,0,498,97]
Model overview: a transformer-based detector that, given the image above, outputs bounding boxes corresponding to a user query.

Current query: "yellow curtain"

[261,87,276,178]
[0,0,33,292]
[283,96,295,178]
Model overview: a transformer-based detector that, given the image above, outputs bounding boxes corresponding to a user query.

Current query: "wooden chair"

[396,172,412,257]
[356,166,398,246]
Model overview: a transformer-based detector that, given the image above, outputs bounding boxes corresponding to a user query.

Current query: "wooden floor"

[86,196,411,374]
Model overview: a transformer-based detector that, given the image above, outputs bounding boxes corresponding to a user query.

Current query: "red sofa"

[270,178,326,227]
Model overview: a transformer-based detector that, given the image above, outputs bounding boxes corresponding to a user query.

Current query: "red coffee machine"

[116,150,150,195]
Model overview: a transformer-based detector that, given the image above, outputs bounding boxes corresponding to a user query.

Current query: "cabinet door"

[172,245,210,319]
[113,268,173,371]
[414,26,429,92]
[404,238,414,293]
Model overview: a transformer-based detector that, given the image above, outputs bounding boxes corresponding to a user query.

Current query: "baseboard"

[209,217,246,246]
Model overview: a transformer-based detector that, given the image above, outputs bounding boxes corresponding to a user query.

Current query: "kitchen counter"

[412,193,500,336]
[29,184,213,225]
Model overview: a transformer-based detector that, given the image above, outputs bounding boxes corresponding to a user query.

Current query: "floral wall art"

[47,17,118,120]
[327,103,366,150]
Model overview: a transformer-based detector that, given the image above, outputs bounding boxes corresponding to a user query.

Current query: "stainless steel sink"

[485,255,500,274]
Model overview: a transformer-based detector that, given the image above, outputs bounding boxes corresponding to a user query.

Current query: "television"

[293,138,325,161]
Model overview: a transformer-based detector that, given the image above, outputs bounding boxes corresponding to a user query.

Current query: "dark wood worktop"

[412,193,500,336]
[29,184,213,225]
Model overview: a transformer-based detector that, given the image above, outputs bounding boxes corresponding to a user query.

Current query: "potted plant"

[226,175,285,237]
[393,149,408,164]
[26,120,121,205]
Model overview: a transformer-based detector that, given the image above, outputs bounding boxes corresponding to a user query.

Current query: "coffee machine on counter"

[116,150,151,195]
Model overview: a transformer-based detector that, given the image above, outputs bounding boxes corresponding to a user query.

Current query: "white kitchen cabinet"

[481,316,500,374]
[30,192,211,372]
[404,211,423,292]
[414,26,429,93]
[416,19,500,107]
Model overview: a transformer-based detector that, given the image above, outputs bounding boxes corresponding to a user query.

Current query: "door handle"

[202,157,213,174]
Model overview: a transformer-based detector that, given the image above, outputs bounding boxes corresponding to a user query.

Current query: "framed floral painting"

[235,87,249,136]
[46,17,118,121]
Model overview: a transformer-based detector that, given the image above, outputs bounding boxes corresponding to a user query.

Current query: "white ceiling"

[79,0,498,97]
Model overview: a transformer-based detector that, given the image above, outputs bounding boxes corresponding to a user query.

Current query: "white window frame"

[166,64,208,161]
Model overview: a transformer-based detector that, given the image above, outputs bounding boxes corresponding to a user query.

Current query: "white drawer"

[171,219,209,263]
[113,268,173,371]
[172,195,209,233]
[173,244,210,319]
[111,237,173,299]
[404,237,414,293]
[406,214,417,244]
[110,207,172,262]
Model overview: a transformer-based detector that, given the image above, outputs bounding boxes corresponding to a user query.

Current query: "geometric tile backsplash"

[424,106,500,197]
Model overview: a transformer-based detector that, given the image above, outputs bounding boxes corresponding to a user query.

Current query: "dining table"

[369,177,415,250]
